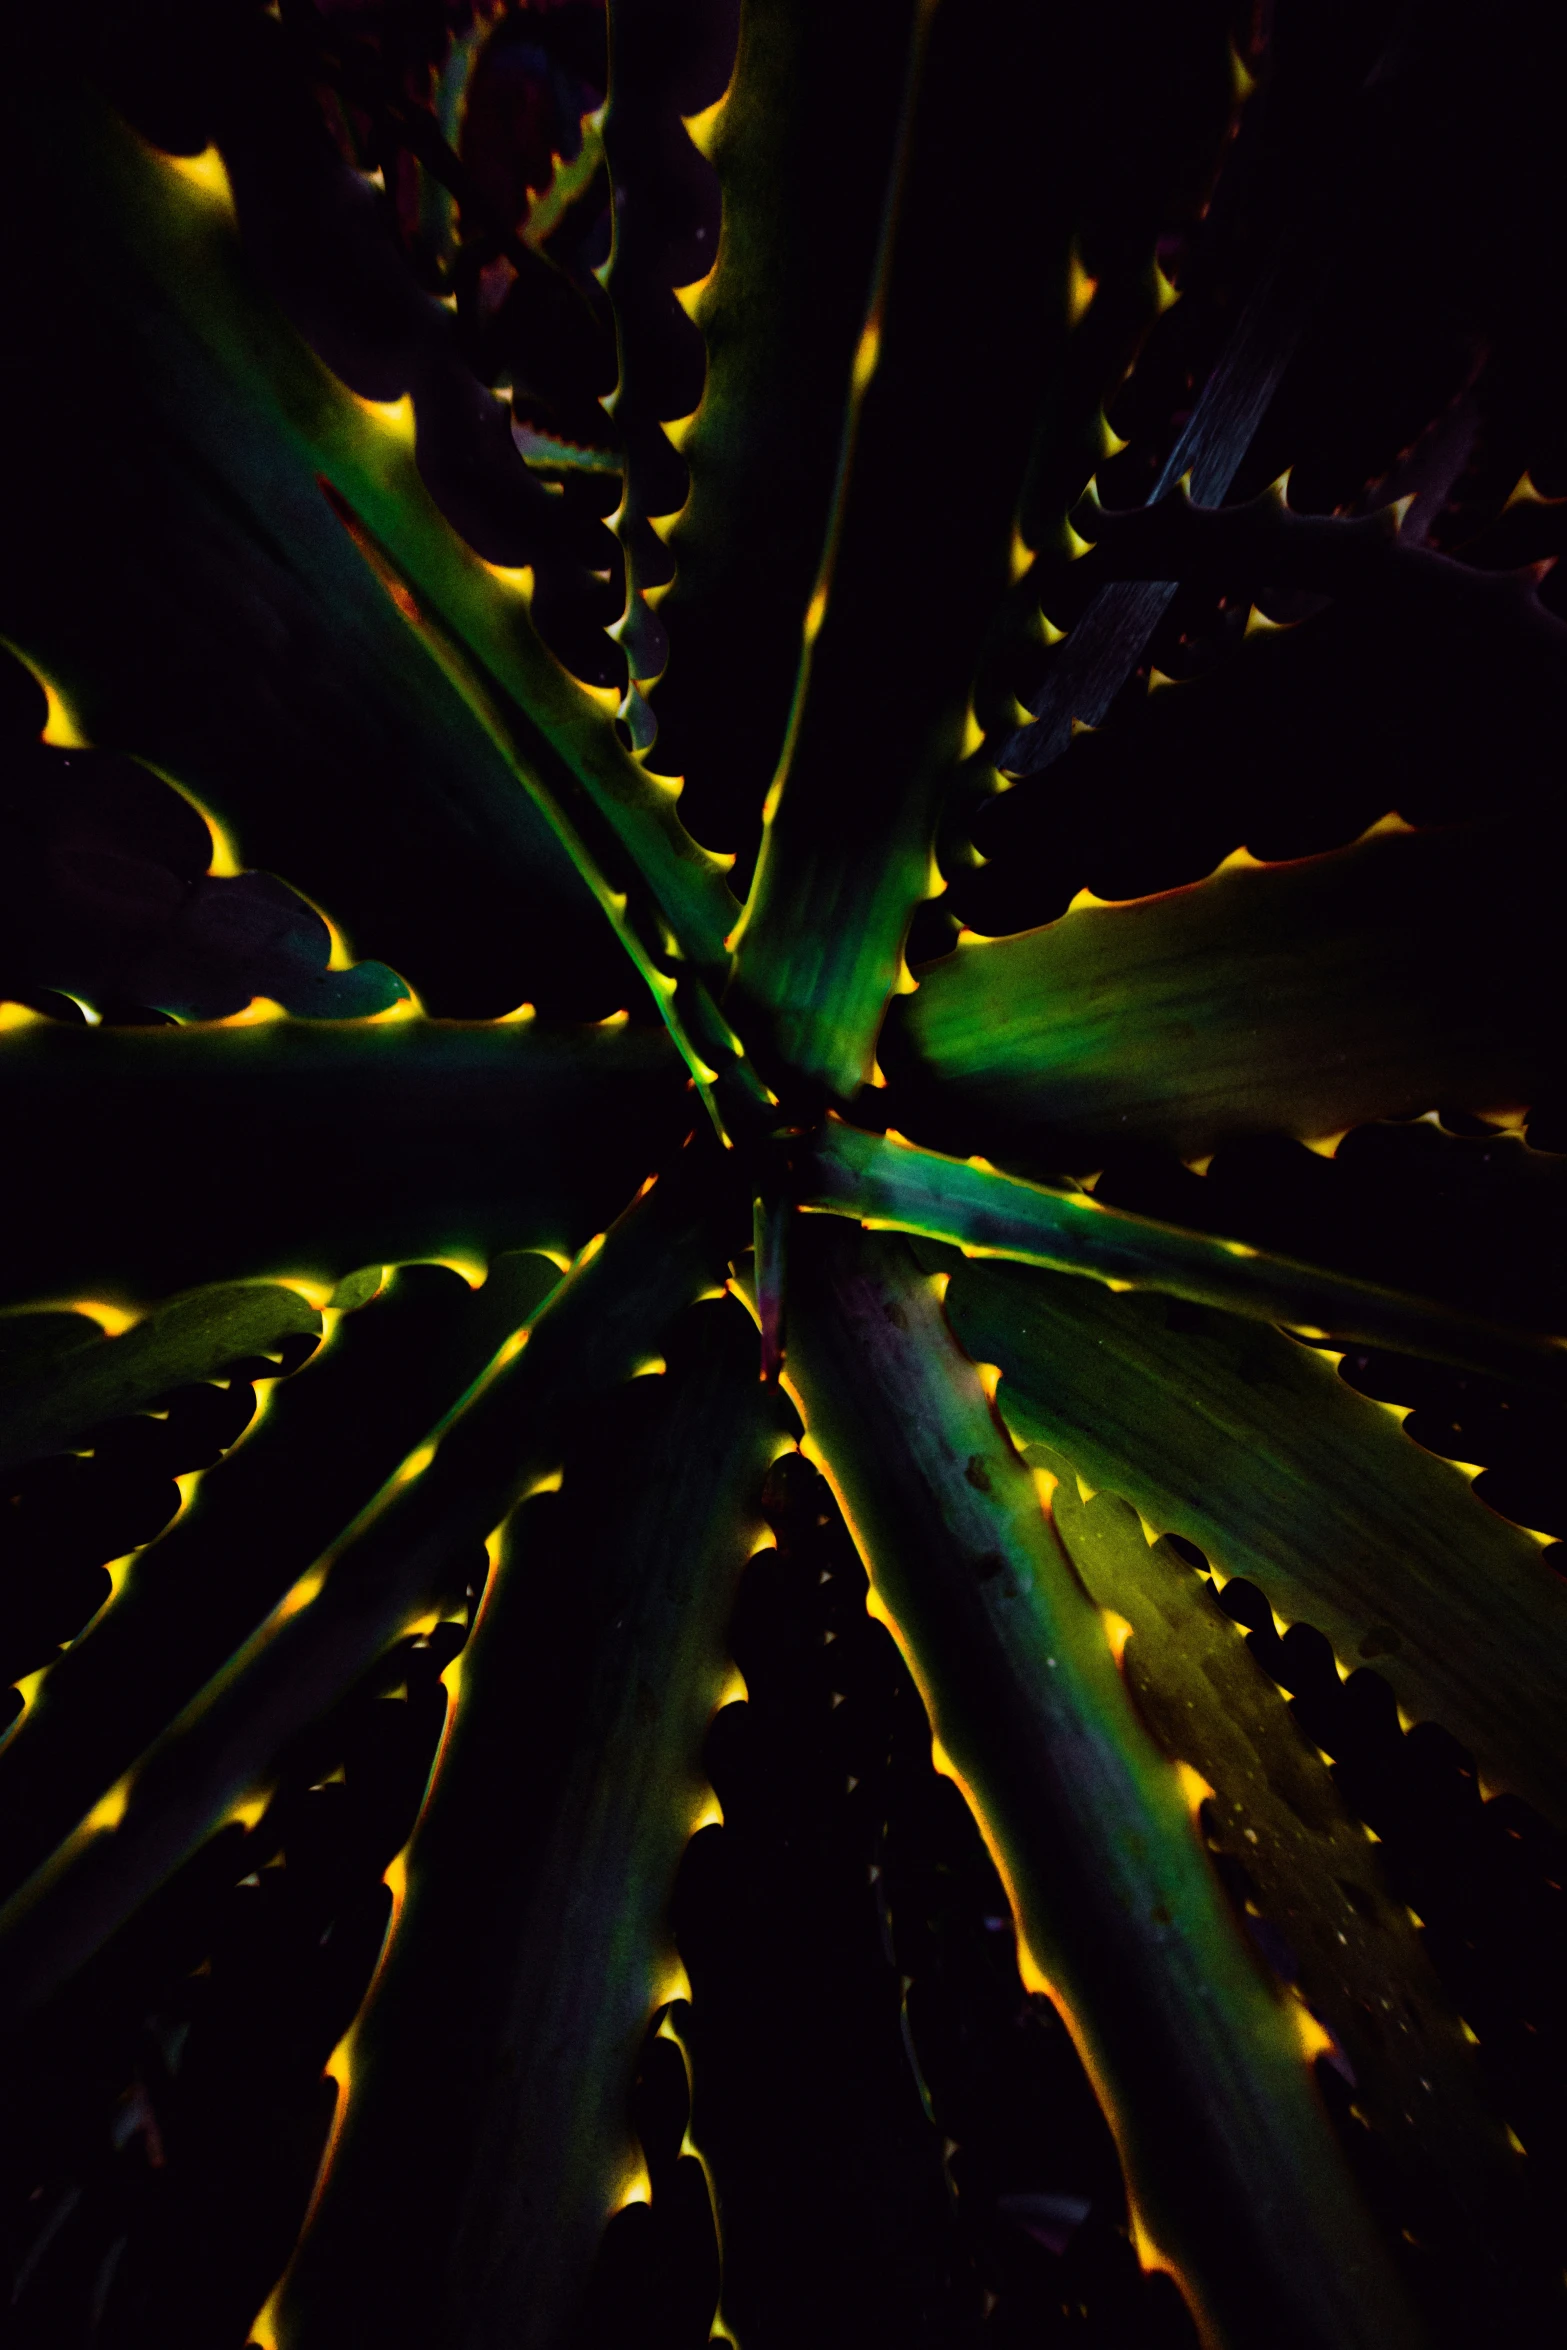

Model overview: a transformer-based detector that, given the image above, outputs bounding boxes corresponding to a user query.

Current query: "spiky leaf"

[784,1216,1420,2350]
[940,1254,1567,1825]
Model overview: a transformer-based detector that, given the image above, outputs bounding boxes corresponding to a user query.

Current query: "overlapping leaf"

[799,1118,1567,1391]
[938,1252,1567,1827]
[0,1281,321,1476]
[285,1292,792,2348]
[0,1254,559,1909]
[7,76,740,1027]
[0,1010,686,1307]
[1044,1466,1529,2318]
[0,1143,739,2022]
[644,0,922,860]
[728,0,1077,1098]
[784,1218,1420,2350]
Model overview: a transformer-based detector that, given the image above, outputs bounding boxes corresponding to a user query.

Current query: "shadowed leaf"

[0,1254,560,1908]
[784,1216,1420,2350]
[729,0,1075,1099]
[284,1293,793,2349]
[8,81,740,1006]
[1044,1464,1534,2320]
[0,1282,321,1475]
[0,1012,688,1308]
[0,1144,741,2020]
[645,0,921,864]
[939,1254,1567,1827]
[799,1118,1567,1392]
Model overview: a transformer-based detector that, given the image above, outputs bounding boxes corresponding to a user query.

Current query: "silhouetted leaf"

[0,1011,688,1307]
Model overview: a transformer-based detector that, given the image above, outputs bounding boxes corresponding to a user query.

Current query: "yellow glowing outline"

[353,390,417,446]
[783,1388,1293,2341]
[164,144,236,212]
[1067,249,1098,325]
[0,639,90,751]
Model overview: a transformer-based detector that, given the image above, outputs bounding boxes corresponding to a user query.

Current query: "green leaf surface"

[729,0,1075,1099]
[0,1254,558,1907]
[10,83,740,1000]
[319,497,761,1121]
[0,1011,688,1308]
[0,1142,742,2021]
[799,1119,1567,1390]
[784,1218,1421,2350]
[285,1294,793,2349]
[1044,1465,1527,2310]
[889,825,1554,1157]
[0,1282,322,1476]
[939,1255,1567,1827]
[4,136,625,1025]
[646,0,922,858]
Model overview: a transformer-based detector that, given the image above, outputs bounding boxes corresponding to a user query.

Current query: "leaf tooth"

[1502,469,1566,510]
[163,145,235,213]
[673,263,717,325]
[350,390,417,447]
[478,559,535,606]
[1104,1608,1136,1667]
[851,318,882,396]
[1067,248,1098,326]
[680,91,729,162]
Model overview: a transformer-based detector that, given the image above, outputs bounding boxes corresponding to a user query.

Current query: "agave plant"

[1,2,1564,2345]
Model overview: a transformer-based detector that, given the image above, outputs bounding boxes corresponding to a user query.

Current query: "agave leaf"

[594,0,723,738]
[318,494,766,1126]
[888,823,1552,1159]
[938,1255,1567,1827]
[0,1254,559,1909]
[1077,476,1567,693]
[0,1010,687,1309]
[986,0,1464,787]
[5,137,626,1026]
[728,0,1076,1099]
[1083,1118,1567,1336]
[645,0,923,858]
[0,1281,323,1476]
[1043,1463,1527,2310]
[797,1119,1567,1391]
[998,245,1311,778]
[783,1218,1421,2349]
[284,1293,793,2349]
[0,1142,740,2020]
[16,82,739,988]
